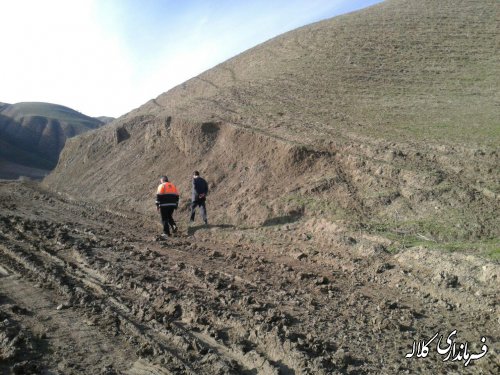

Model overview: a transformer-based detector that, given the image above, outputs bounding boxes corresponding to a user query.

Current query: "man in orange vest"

[155,175,179,238]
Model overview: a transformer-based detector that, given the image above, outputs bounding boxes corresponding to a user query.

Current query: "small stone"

[295,252,307,260]
[315,276,329,285]
[210,250,222,257]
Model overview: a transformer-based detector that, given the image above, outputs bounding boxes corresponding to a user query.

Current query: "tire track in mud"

[0,269,138,374]
[1,208,372,374]
[0,215,336,374]
[144,241,330,374]
[0,225,242,374]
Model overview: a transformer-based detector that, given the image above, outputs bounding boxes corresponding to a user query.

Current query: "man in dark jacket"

[156,176,179,237]
[190,171,208,225]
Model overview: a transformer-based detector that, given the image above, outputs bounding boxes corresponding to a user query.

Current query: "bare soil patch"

[1,181,497,374]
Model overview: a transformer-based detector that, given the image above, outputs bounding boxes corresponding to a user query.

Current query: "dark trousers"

[159,206,176,235]
[190,199,207,222]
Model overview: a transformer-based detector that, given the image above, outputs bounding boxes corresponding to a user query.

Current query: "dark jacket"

[192,177,208,201]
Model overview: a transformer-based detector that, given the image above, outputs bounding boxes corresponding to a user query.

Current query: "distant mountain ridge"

[0,102,112,179]
[96,116,115,125]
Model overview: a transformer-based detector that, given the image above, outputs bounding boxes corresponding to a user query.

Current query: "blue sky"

[0,0,383,117]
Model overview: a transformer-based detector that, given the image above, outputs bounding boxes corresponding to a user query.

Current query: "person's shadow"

[187,223,235,236]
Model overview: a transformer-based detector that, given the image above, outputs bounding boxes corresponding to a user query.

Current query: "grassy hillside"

[1,102,103,133]
[0,138,53,170]
[0,102,107,178]
[46,0,499,257]
[126,0,498,147]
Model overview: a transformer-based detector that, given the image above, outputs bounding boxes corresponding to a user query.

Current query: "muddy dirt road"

[0,181,498,374]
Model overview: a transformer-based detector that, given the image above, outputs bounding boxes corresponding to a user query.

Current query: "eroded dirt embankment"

[0,181,498,374]
[44,115,498,246]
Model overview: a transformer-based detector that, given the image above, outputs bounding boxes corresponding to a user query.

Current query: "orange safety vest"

[157,182,179,195]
